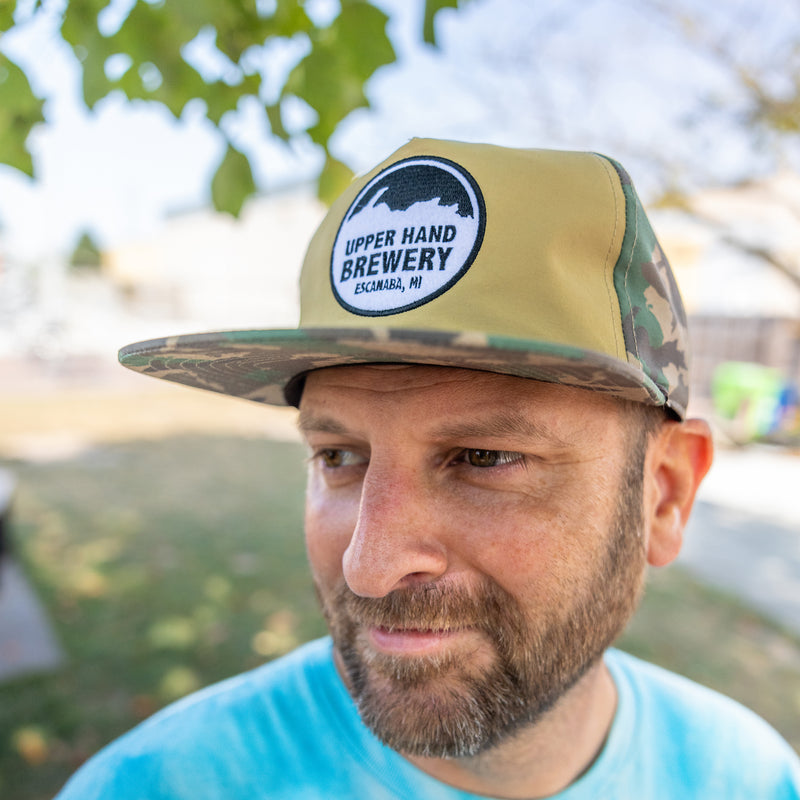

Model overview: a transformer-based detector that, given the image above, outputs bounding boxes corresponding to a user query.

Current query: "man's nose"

[342,463,449,598]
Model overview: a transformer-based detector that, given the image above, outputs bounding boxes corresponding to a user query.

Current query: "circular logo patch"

[330,155,486,316]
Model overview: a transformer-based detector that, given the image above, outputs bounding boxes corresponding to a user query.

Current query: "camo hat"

[119,138,690,419]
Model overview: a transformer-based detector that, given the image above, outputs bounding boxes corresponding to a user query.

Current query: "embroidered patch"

[330,156,486,316]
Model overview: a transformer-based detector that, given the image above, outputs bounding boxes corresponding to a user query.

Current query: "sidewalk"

[0,557,64,682]
[680,445,800,635]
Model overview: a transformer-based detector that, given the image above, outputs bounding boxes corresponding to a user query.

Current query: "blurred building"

[0,185,325,382]
[105,184,325,333]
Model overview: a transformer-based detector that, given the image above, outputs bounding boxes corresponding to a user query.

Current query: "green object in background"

[712,361,795,441]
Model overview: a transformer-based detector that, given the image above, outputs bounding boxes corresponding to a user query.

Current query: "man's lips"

[367,625,474,655]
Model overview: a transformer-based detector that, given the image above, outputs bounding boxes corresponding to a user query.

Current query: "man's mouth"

[367,625,473,656]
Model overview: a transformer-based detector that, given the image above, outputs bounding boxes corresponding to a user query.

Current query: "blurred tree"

[648,0,800,291]
[69,230,102,270]
[0,0,466,215]
[650,1,800,148]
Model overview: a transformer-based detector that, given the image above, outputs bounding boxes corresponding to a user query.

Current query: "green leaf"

[212,4,280,63]
[172,0,260,59]
[61,0,117,107]
[285,0,394,144]
[265,0,313,38]
[60,0,106,47]
[265,101,289,141]
[317,152,353,206]
[334,1,395,79]
[201,73,261,125]
[0,54,45,176]
[101,2,202,111]
[211,142,256,216]
[0,0,17,33]
[423,0,460,45]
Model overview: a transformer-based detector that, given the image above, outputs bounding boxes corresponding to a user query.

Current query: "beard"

[316,451,648,759]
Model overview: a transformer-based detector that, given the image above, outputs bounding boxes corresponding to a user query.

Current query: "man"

[57,139,800,798]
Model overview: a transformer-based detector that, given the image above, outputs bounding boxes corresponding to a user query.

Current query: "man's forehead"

[300,362,618,402]
[304,363,483,390]
[298,363,629,438]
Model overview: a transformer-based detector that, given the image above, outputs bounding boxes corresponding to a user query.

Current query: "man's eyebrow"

[434,412,572,447]
[297,409,573,447]
[297,410,351,436]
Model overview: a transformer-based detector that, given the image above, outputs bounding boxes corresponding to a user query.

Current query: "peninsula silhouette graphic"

[348,164,475,220]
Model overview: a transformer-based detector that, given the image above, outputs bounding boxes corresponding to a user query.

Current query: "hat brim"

[118,327,671,412]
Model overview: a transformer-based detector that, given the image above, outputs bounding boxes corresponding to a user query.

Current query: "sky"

[0,0,798,262]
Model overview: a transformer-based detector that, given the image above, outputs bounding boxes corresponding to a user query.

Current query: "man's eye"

[319,449,343,468]
[317,449,364,468]
[464,449,522,468]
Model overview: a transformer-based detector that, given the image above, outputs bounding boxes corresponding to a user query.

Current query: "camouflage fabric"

[119,327,665,411]
[608,159,690,418]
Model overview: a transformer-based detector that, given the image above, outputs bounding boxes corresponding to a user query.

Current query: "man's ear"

[644,418,714,567]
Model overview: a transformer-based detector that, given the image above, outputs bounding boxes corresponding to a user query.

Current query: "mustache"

[326,580,522,637]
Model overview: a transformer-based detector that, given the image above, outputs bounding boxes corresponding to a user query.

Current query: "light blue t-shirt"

[55,638,800,799]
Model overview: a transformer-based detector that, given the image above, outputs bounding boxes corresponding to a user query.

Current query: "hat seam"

[595,155,623,360]
[621,186,641,368]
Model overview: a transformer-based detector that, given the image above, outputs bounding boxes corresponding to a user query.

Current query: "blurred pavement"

[0,557,64,682]
[681,445,800,635]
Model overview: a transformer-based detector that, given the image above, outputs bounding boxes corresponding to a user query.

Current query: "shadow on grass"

[2,435,799,799]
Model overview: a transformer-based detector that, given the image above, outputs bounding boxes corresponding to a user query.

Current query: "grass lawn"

[3,434,800,799]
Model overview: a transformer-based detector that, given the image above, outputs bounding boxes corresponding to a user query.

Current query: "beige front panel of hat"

[299,140,628,362]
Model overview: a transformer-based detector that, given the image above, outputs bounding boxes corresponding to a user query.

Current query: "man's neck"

[404,659,618,799]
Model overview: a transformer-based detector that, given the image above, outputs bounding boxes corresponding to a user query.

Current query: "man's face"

[300,365,650,758]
